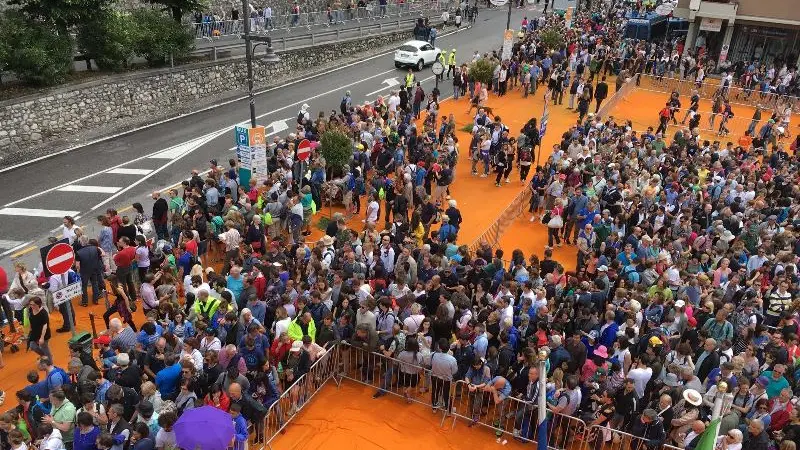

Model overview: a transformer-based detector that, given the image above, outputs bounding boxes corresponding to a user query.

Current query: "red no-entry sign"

[46,243,75,275]
[297,139,312,161]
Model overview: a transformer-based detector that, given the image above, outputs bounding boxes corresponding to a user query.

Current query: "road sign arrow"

[366,78,401,97]
[267,118,291,135]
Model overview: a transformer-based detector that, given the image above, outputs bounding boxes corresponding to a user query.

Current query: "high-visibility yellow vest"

[448,52,456,65]
[405,73,414,87]
[438,53,446,65]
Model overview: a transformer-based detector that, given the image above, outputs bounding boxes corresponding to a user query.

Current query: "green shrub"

[130,9,193,67]
[0,12,73,86]
[77,11,135,70]
[539,28,565,53]
[320,129,353,171]
[468,58,494,85]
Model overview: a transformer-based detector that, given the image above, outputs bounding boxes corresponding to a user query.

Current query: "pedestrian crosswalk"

[57,185,123,194]
[106,168,153,175]
[0,208,81,218]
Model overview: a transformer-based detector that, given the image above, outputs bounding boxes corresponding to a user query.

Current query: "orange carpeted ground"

[270,379,528,450]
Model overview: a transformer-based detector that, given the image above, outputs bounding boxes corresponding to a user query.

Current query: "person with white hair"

[445,199,463,232]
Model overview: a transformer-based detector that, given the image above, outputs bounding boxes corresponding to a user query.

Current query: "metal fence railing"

[448,379,590,445]
[468,187,531,253]
[336,341,451,426]
[255,344,701,449]
[638,74,800,110]
[262,343,340,450]
[191,2,438,39]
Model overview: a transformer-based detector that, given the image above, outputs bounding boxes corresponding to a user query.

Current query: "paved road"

[0,5,542,268]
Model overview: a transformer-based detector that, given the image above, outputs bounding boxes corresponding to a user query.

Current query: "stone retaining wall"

[0,29,410,165]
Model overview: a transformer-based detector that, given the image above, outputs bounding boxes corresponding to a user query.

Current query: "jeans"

[155,222,168,241]
[431,377,451,410]
[453,86,460,100]
[58,299,76,329]
[29,339,53,360]
[548,227,561,246]
[0,294,16,332]
[115,266,136,301]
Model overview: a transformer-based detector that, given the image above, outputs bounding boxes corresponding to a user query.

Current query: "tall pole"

[537,350,548,435]
[709,381,729,445]
[506,0,512,30]
[243,0,257,128]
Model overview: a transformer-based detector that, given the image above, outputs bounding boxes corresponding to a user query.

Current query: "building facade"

[674,0,800,68]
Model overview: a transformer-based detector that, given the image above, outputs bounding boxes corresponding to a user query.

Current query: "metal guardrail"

[262,343,340,450]
[252,343,699,449]
[468,187,531,253]
[191,2,435,39]
[193,16,432,60]
[639,74,800,110]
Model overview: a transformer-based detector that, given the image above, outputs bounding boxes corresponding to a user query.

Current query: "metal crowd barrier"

[449,379,589,446]
[263,343,340,450]
[584,424,660,450]
[468,187,531,253]
[191,2,435,39]
[336,341,451,426]
[639,74,800,110]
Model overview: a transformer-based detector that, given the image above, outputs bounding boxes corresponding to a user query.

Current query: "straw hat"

[683,389,702,406]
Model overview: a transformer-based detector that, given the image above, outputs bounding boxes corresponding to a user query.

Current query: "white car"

[394,40,442,71]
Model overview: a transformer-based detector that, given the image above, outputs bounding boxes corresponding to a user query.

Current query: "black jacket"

[627,418,666,450]
[694,349,720,384]
[595,82,609,100]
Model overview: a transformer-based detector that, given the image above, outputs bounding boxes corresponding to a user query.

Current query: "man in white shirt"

[627,355,654,398]
[387,91,400,113]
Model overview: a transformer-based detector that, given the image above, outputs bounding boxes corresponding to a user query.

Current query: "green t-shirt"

[51,400,76,443]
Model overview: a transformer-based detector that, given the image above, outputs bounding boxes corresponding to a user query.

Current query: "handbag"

[547,214,564,229]
[139,220,154,236]
[541,211,552,224]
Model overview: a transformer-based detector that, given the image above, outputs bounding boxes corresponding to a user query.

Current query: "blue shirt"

[232,415,248,450]
[155,363,182,397]
[206,187,219,206]
[73,426,101,450]
[227,275,244,304]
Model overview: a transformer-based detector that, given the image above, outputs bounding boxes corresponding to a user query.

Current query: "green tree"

[7,0,114,33]
[0,11,73,86]
[320,129,353,173]
[130,8,193,67]
[147,0,207,23]
[539,28,565,53]
[468,58,495,85]
[77,10,135,70]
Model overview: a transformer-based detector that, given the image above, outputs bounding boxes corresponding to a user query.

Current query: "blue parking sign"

[234,126,249,146]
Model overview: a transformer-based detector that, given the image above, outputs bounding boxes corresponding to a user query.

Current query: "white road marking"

[0,26,469,175]
[58,185,123,193]
[0,239,27,249]
[0,208,80,218]
[105,168,154,175]
[148,132,227,160]
[0,241,33,258]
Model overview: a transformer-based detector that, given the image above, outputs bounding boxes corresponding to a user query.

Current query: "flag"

[694,418,721,450]
[539,101,549,138]
[537,416,548,450]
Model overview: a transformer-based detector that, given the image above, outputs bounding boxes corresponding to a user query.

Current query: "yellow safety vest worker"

[438,53,446,65]
[448,51,456,66]
[405,73,414,87]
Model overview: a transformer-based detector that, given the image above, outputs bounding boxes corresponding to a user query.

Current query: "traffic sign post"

[297,139,312,162]
[431,61,444,90]
[46,243,75,276]
[40,240,77,336]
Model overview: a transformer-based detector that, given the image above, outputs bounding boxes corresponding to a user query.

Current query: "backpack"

[340,96,348,114]
[297,111,305,124]
[46,367,71,393]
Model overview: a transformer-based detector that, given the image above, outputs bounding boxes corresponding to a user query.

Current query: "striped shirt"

[111,327,137,353]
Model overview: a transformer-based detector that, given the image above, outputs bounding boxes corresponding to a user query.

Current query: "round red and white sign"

[297,139,312,161]
[46,242,75,275]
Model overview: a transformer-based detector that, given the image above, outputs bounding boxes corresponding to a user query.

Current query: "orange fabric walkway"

[270,379,528,450]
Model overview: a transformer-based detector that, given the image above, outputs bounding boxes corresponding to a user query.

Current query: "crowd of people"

[1,1,800,450]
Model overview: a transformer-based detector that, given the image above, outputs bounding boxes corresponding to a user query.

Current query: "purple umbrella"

[174,406,235,450]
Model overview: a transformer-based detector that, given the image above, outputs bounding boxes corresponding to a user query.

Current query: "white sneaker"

[529,216,536,222]
[505,178,510,183]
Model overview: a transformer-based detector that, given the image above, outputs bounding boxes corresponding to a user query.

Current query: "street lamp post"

[243,0,256,128]
[506,0,512,30]
[241,0,281,128]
